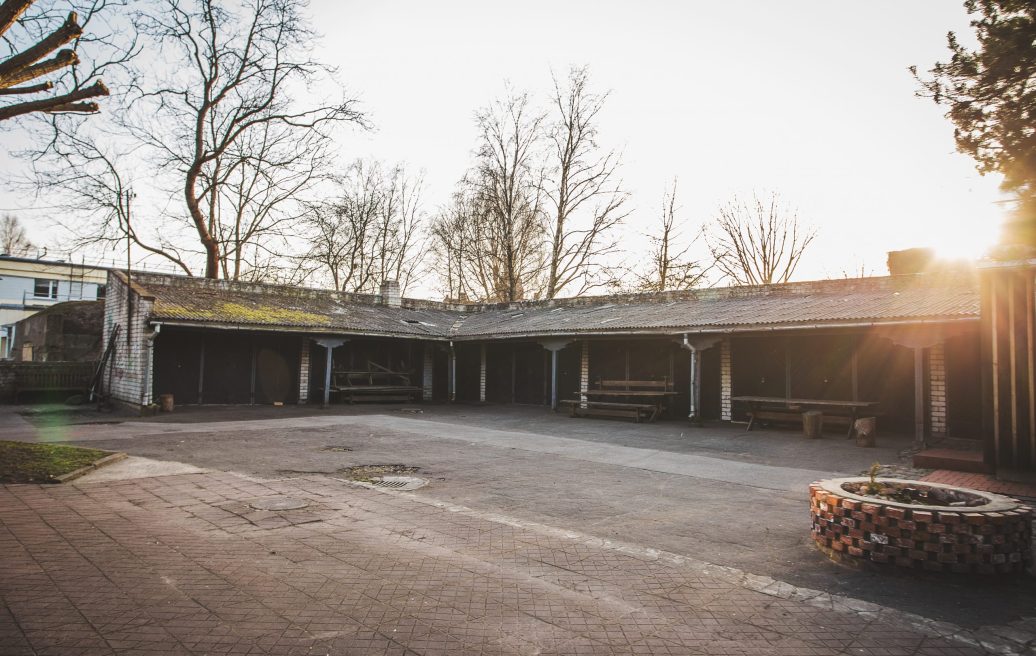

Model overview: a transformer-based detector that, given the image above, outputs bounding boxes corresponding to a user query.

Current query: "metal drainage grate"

[369,476,427,491]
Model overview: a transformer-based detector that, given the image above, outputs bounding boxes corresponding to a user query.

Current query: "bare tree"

[0,0,113,121]
[207,121,333,282]
[21,0,362,279]
[707,191,816,286]
[542,66,627,298]
[633,179,709,292]
[429,188,481,302]
[305,160,426,294]
[29,121,196,274]
[124,0,364,279]
[0,214,34,255]
[465,90,547,302]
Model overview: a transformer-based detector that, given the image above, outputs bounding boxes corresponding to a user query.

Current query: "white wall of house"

[0,257,109,358]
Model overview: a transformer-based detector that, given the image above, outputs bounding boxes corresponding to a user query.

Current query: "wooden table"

[731,396,879,438]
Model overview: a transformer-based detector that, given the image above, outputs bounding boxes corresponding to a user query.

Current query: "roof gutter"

[147,319,451,341]
[147,315,978,342]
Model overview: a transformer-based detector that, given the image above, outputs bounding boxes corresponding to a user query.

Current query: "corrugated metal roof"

[129,271,979,339]
[135,273,458,338]
[455,275,979,337]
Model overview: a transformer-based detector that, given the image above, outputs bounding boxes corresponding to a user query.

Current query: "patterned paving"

[0,472,995,655]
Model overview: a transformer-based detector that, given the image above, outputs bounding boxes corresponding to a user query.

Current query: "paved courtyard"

[1,404,1034,655]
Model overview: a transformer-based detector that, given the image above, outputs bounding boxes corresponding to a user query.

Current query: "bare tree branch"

[543,65,628,298]
[706,191,817,285]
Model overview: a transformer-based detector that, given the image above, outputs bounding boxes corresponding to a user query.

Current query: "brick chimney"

[380,279,401,308]
[887,248,935,276]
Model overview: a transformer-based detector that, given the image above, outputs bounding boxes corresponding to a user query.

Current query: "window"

[95,284,106,300]
[33,279,58,299]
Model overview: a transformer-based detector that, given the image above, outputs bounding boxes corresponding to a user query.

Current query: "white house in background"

[0,256,110,359]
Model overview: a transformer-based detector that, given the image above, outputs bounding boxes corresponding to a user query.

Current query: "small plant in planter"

[864,462,881,495]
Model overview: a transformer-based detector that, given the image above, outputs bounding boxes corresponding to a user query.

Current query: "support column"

[720,337,732,421]
[298,336,310,404]
[422,344,434,401]
[538,339,572,411]
[914,346,925,448]
[448,342,456,402]
[929,341,947,439]
[579,340,589,408]
[314,338,346,408]
[479,344,487,402]
[881,327,950,450]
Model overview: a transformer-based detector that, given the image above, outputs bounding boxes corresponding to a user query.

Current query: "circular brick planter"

[810,477,1033,574]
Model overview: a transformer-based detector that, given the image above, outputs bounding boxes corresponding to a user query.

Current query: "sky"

[1,1,1008,293]
[310,0,1006,284]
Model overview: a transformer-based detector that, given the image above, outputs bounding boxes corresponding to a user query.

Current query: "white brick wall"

[102,271,155,409]
[579,340,589,408]
[720,337,732,421]
[929,342,947,438]
[298,337,310,404]
[479,344,487,402]
[422,344,434,401]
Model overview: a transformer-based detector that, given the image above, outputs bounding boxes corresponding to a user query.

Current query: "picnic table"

[560,379,679,423]
[731,396,879,438]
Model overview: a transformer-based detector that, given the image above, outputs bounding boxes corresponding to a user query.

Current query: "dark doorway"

[945,329,982,439]
[153,329,202,404]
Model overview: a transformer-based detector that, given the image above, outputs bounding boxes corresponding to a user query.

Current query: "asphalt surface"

[6,402,1033,633]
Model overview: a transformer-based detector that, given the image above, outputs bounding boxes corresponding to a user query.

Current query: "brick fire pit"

[810,477,1032,574]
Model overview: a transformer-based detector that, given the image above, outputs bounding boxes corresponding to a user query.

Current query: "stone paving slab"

[0,471,1010,656]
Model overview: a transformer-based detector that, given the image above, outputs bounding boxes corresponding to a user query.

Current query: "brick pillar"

[579,340,589,408]
[479,344,487,402]
[720,337,732,421]
[422,344,434,401]
[297,336,310,404]
[929,341,947,438]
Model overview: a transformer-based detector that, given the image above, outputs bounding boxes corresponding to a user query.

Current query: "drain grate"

[368,476,427,491]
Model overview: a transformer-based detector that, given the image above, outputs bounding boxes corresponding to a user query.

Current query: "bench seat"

[559,399,659,423]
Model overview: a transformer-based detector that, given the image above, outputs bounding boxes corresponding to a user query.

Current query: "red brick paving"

[0,472,997,655]
[921,470,1036,499]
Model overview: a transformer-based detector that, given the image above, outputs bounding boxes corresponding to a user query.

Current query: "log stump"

[802,410,824,439]
[854,416,877,447]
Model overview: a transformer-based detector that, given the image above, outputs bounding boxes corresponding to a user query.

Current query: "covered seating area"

[104,268,986,461]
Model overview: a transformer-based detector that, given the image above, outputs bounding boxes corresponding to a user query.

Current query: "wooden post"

[851,336,859,402]
[197,338,205,404]
[914,346,925,449]
[784,338,792,400]
[249,337,257,406]
[448,343,456,402]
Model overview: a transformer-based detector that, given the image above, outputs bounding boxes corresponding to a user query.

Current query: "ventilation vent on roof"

[590,304,617,312]
[401,319,435,326]
[550,307,564,313]
[600,317,620,324]
[509,312,524,318]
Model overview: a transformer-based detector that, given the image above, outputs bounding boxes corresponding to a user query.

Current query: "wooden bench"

[560,399,659,422]
[331,369,422,404]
